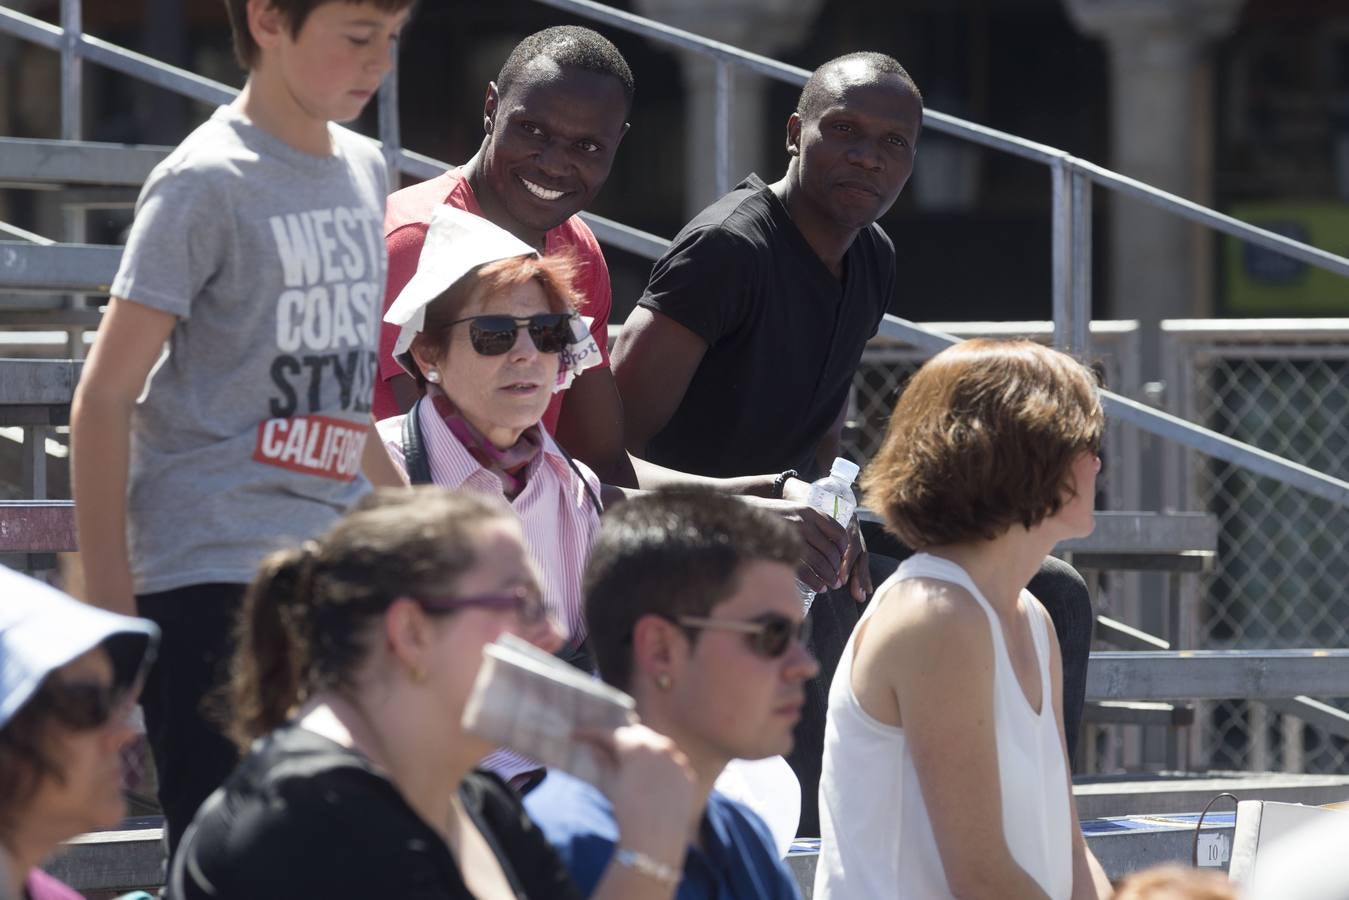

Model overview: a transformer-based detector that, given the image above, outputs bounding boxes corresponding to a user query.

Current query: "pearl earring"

[655,674,672,691]
[426,370,440,384]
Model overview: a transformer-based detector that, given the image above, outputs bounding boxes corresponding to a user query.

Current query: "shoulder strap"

[550,439,604,518]
[400,399,434,486]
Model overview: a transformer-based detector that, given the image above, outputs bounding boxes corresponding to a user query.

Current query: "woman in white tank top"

[815,339,1114,900]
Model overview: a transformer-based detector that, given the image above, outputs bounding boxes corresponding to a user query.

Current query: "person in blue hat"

[0,566,159,900]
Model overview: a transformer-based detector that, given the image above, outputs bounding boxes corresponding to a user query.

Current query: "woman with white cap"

[0,566,158,900]
[379,206,604,788]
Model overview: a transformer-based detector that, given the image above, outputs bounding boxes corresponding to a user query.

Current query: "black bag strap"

[554,442,604,518]
[400,399,434,486]
[401,396,599,673]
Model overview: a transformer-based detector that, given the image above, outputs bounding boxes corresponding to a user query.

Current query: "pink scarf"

[430,391,543,498]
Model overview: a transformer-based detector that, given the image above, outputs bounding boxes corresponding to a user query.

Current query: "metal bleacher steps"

[0,136,166,188]
[42,811,1246,896]
[0,137,157,342]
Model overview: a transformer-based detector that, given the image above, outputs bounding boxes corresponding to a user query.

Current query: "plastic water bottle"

[798,457,861,612]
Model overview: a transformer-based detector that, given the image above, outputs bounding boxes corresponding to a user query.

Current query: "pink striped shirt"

[377,400,602,780]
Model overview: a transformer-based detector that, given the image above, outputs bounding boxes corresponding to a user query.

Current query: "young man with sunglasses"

[372,25,637,486]
[526,489,815,899]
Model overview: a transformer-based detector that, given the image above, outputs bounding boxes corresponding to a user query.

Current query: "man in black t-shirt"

[615,53,915,492]
[613,52,1096,836]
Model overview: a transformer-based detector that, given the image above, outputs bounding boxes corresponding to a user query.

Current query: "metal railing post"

[59,0,81,141]
[378,43,401,188]
[1051,158,1073,352]
[1053,158,1092,355]
[59,0,85,369]
[1071,168,1092,355]
[714,59,731,199]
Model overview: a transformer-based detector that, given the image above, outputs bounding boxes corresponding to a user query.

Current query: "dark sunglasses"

[676,612,804,659]
[41,676,140,731]
[412,587,547,626]
[448,313,576,357]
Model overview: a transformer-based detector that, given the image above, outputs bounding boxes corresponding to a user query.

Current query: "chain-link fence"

[1164,321,1349,774]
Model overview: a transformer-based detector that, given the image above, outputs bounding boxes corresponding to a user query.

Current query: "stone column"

[1063,0,1245,377]
[633,0,826,216]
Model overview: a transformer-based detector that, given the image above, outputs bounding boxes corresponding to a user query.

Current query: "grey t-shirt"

[111,105,388,593]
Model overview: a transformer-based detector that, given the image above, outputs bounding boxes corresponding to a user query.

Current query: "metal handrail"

[528,0,1349,342]
[0,3,671,262]
[2,0,1349,509]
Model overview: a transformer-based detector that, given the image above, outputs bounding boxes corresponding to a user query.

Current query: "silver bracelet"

[613,847,681,885]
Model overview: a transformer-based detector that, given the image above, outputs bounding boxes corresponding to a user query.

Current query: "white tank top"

[814,553,1074,899]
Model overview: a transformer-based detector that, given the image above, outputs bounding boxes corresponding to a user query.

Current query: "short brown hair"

[861,338,1103,549]
[408,252,580,387]
[224,0,416,70]
[1114,866,1238,900]
[584,488,803,691]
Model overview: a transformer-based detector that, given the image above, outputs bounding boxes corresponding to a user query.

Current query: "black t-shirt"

[638,174,895,480]
[167,725,580,900]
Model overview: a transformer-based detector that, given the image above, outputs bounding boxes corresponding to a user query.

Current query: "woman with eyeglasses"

[168,486,696,900]
[0,566,158,900]
[814,339,1113,900]
[378,207,604,790]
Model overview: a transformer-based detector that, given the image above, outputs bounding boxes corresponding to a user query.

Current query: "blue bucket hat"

[0,566,159,729]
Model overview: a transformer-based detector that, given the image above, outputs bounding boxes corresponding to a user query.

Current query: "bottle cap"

[830,457,860,483]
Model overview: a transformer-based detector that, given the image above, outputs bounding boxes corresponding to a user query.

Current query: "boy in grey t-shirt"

[70,0,414,852]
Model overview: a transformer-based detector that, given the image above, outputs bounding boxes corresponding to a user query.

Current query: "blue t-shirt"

[524,770,801,900]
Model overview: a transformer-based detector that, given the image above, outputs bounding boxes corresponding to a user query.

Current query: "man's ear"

[631,614,685,683]
[785,112,802,157]
[247,0,286,52]
[483,82,500,136]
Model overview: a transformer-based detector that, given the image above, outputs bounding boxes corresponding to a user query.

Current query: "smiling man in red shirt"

[375,26,635,484]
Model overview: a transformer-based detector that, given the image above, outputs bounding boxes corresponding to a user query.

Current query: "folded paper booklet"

[462,634,638,789]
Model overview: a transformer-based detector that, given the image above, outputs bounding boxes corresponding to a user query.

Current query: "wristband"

[771,469,800,500]
[613,847,681,885]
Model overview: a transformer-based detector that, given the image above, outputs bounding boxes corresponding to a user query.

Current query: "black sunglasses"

[41,676,140,731]
[448,313,576,357]
[676,612,804,659]
[412,587,547,626]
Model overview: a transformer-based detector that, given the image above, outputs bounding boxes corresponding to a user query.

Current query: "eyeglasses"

[412,587,547,625]
[676,612,804,659]
[448,313,576,357]
[41,677,140,731]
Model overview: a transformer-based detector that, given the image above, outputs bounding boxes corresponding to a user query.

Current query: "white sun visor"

[383,205,538,375]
